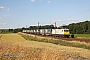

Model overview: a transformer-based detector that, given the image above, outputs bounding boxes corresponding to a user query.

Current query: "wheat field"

[0,33,90,60]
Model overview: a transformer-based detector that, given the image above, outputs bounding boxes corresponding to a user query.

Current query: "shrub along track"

[59,38,90,43]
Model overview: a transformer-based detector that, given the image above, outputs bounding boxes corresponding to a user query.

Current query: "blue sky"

[0,0,90,29]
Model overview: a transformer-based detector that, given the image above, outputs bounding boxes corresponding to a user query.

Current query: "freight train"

[22,28,70,38]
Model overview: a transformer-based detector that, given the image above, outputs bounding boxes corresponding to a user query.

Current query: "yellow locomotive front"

[64,29,70,35]
[64,29,70,38]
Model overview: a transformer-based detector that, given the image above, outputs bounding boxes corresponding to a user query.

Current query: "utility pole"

[26,25,27,33]
[18,25,19,29]
[26,25,27,29]
[38,22,39,27]
[55,22,56,37]
[55,22,56,28]
[38,22,39,35]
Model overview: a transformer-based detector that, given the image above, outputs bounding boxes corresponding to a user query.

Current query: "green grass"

[19,33,90,50]
[74,34,90,39]
[0,32,15,34]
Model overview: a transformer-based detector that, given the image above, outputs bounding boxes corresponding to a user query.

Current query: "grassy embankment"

[0,33,90,60]
[19,33,90,50]
[74,34,90,39]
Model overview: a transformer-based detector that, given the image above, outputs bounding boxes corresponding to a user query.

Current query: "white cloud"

[58,20,63,22]
[31,0,35,2]
[68,19,77,21]
[6,8,10,11]
[67,18,84,21]
[39,0,42,2]
[4,15,10,18]
[48,0,51,3]
[0,23,7,26]
[70,11,73,13]
[2,23,7,25]
[0,6,4,12]
[82,8,88,12]
[0,6,10,12]
[44,24,51,25]
[0,15,10,20]
[0,6,4,9]
[0,18,2,20]
[52,20,63,22]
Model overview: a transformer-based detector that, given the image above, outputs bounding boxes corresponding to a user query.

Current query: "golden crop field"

[0,33,90,60]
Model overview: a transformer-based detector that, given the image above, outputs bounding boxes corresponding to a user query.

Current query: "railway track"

[23,32,90,43]
[35,34,90,43]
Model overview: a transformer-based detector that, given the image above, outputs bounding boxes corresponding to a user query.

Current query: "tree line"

[0,25,55,34]
[0,28,22,34]
[67,21,90,34]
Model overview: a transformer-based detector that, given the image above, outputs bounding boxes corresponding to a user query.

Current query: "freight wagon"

[22,28,70,38]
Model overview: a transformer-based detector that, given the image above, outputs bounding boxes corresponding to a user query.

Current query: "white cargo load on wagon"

[45,29,52,35]
[30,30,34,33]
[27,30,30,33]
[40,29,45,35]
[22,30,26,33]
[52,29,64,35]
